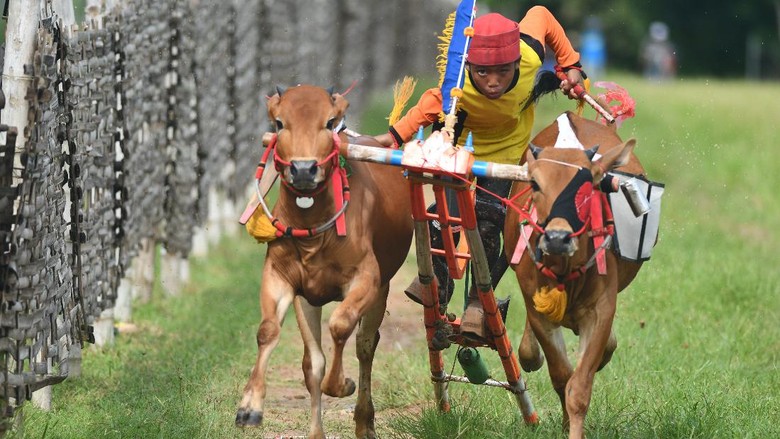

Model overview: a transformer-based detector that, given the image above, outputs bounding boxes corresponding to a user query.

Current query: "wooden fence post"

[54,0,76,26]
[131,238,156,303]
[1,1,39,174]
[191,225,209,256]
[160,247,189,296]
[3,0,44,411]
[206,186,223,245]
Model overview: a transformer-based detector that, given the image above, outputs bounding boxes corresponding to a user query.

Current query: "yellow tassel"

[575,78,592,116]
[436,11,456,88]
[245,207,278,243]
[387,76,418,126]
[533,286,568,322]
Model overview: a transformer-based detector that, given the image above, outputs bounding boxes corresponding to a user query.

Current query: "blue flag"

[440,0,476,116]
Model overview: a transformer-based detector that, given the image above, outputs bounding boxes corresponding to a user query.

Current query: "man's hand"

[559,68,585,100]
[374,132,397,149]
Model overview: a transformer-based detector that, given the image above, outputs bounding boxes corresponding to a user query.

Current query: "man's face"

[468,62,518,99]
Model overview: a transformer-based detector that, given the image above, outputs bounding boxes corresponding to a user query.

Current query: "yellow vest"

[458,40,542,165]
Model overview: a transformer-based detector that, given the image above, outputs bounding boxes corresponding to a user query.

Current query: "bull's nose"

[541,229,576,256]
[290,160,318,188]
[290,160,317,178]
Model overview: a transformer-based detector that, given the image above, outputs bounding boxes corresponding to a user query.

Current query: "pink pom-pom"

[593,81,636,127]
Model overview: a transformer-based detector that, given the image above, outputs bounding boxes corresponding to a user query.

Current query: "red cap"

[467,13,521,66]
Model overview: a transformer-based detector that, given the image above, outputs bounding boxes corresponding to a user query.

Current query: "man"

[375,7,586,337]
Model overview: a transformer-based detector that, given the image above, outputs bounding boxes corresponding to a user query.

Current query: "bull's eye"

[275,119,284,131]
[326,117,336,130]
[530,180,541,192]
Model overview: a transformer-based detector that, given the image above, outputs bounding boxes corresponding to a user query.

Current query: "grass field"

[18,75,780,438]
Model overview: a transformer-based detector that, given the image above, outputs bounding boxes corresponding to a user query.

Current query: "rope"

[535,158,583,170]
[341,79,358,96]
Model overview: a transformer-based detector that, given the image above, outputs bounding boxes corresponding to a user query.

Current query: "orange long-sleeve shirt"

[390,6,580,165]
[520,6,580,68]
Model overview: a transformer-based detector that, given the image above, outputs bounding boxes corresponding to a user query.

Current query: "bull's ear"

[528,142,543,159]
[594,138,636,179]
[267,93,281,121]
[525,147,537,166]
[332,92,349,118]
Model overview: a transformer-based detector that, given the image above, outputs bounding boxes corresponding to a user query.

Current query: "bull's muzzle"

[540,229,578,257]
[288,159,322,191]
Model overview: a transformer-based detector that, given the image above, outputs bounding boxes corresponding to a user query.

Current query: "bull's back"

[534,112,646,176]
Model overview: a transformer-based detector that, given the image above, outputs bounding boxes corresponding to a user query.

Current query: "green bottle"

[457,347,489,384]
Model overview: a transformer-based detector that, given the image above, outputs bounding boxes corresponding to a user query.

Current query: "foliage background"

[484,0,780,78]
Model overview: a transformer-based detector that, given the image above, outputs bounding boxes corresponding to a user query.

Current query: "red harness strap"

[330,142,348,236]
[535,261,591,292]
[509,189,539,265]
[590,191,607,274]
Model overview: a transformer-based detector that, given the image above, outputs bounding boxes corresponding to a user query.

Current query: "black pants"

[427,177,512,305]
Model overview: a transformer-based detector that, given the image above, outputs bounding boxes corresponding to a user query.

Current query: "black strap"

[520,33,545,62]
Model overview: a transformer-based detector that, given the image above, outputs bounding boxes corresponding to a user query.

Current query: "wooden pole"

[52,0,76,27]
[54,0,76,26]
[1,1,40,186]
[3,0,45,412]
[85,0,102,23]
[104,0,120,13]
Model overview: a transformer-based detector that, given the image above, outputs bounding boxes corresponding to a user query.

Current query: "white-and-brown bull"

[505,111,646,439]
[235,85,413,439]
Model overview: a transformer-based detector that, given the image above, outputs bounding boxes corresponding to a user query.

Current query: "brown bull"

[505,111,645,439]
[235,85,413,439]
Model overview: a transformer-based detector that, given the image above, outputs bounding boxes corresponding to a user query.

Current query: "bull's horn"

[276,85,287,96]
[529,143,543,158]
[326,86,335,95]
[585,144,600,161]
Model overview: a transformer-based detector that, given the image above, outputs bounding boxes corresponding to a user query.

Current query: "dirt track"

[255,255,425,437]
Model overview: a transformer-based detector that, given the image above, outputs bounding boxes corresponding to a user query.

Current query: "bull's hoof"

[519,350,545,373]
[235,408,263,427]
[340,377,356,397]
[323,377,356,397]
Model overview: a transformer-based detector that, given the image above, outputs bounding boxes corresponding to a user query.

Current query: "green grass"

[19,75,780,438]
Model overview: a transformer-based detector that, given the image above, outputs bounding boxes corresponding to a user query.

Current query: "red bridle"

[253,132,350,238]
[507,171,615,290]
[271,133,342,197]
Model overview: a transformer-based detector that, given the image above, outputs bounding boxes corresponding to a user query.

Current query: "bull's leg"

[517,270,574,430]
[236,273,295,427]
[518,317,544,372]
[566,288,617,439]
[294,296,326,439]
[352,284,388,439]
[320,310,357,398]
[529,313,573,430]
[598,329,617,372]
[321,273,380,398]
